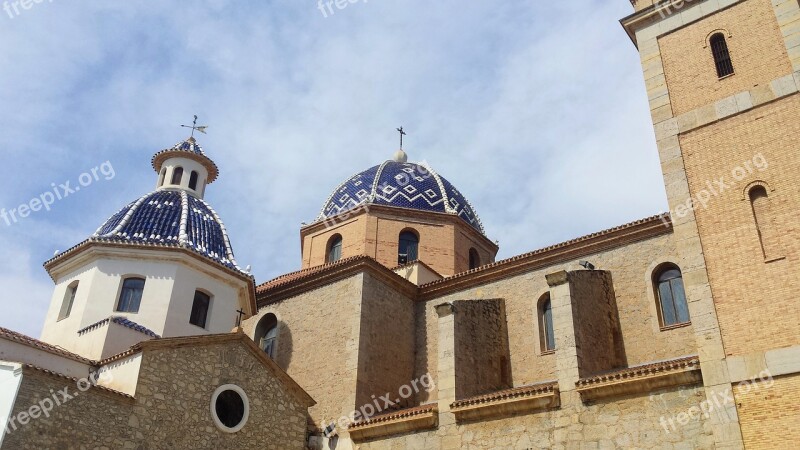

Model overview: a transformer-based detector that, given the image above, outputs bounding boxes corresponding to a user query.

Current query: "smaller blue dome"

[318,160,485,234]
[93,190,244,273]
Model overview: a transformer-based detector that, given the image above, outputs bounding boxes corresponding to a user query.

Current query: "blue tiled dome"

[93,190,245,272]
[318,160,485,234]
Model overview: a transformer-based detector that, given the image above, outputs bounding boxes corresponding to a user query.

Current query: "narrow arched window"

[398,230,419,265]
[189,171,199,190]
[58,281,79,321]
[189,291,211,329]
[327,234,342,263]
[255,314,279,359]
[654,265,690,327]
[710,33,734,78]
[117,277,145,313]
[539,293,555,353]
[469,248,481,270]
[171,167,184,185]
[158,168,166,187]
[749,186,779,259]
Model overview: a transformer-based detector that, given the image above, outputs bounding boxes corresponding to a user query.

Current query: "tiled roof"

[317,160,485,234]
[348,404,437,430]
[89,189,247,274]
[150,137,219,183]
[450,381,558,409]
[421,214,672,290]
[22,364,134,399]
[576,355,700,387]
[77,317,161,339]
[0,327,93,364]
[256,255,370,293]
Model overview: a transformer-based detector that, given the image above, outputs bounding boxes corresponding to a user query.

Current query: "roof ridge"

[256,255,371,292]
[0,327,93,364]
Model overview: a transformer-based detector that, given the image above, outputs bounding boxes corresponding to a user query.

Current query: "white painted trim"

[210,384,250,433]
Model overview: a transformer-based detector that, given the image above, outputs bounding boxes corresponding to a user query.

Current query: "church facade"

[2,0,800,448]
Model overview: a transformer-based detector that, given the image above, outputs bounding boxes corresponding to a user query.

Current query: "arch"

[538,292,555,353]
[398,229,420,265]
[116,277,145,313]
[709,32,734,78]
[158,168,166,187]
[189,171,199,190]
[469,248,481,270]
[171,166,184,186]
[254,313,279,359]
[652,263,690,328]
[748,184,781,260]
[327,234,342,264]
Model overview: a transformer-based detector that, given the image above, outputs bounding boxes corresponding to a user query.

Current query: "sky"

[0,0,667,337]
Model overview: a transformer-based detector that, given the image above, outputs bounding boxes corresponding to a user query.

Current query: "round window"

[210,384,250,433]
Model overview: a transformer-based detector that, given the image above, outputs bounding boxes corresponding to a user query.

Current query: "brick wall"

[658,0,792,116]
[734,373,800,449]
[679,94,800,356]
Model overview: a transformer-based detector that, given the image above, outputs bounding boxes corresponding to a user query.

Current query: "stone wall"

[4,340,308,449]
[453,299,511,399]
[416,232,695,392]
[357,384,715,449]
[569,271,626,378]
[243,275,365,428]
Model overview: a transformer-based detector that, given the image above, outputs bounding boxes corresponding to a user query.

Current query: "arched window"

[710,33,734,78]
[749,185,779,259]
[189,171,199,190]
[255,313,279,359]
[189,291,211,328]
[469,248,481,270]
[171,167,184,185]
[327,234,342,263]
[117,277,145,313]
[158,168,166,187]
[58,281,79,321]
[654,264,690,327]
[539,293,555,353]
[398,230,419,265]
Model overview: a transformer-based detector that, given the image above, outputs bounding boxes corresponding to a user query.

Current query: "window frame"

[468,248,481,270]
[709,32,734,79]
[538,293,556,354]
[189,171,199,190]
[398,229,420,265]
[653,264,691,330]
[58,281,79,321]
[327,234,343,264]
[254,313,279,360]
[116,277,146,313]
[189,290,212,329]
[171,166,184,186]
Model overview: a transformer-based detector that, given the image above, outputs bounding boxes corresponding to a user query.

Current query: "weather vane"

[181,115,208,137]
[396,126,407,149]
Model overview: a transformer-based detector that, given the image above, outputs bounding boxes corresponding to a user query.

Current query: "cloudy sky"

[0,0,666,337]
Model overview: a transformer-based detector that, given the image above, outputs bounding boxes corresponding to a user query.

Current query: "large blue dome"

[318,160,485,234]
[93,190,245,273]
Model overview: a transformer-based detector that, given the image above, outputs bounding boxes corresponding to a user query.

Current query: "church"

[2,0,800,448]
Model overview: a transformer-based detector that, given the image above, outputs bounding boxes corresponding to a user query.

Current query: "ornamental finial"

[181,115,208,138]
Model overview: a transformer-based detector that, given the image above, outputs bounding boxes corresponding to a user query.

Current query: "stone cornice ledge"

[348,404,438,442]
[449,381,560,422]
[576,355,701,402]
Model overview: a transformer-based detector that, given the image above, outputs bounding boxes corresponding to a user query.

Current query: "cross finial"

[181,115,209,138]
[396,126,407,149]
[235,308,247,327]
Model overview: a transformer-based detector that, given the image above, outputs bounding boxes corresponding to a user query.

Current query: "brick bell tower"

[623,1,800,448]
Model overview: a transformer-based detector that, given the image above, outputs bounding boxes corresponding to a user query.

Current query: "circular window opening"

[210,384,250,433]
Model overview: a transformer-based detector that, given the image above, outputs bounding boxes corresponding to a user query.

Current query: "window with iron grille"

[710,33,734,78]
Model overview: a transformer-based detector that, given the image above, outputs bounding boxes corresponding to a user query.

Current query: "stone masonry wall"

[416,233,695,393]
[453,299,511,399]
[357,383,715,449]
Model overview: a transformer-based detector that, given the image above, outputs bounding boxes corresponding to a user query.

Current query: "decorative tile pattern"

[93,190,245,273]
[318,161,485,234]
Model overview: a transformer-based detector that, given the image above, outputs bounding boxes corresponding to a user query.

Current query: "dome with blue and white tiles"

[318,150,485,234]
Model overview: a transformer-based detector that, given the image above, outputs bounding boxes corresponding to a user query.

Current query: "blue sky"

[0,0,666,337]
